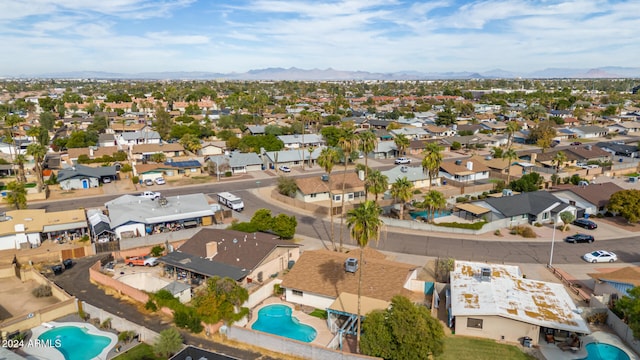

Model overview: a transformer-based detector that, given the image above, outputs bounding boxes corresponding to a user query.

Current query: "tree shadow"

[317,257,351,300]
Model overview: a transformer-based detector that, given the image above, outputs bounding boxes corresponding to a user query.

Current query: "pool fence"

[590,296,640,356]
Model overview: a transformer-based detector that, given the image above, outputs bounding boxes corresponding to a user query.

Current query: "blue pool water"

[580,343,630,360]
[409,209,452,219]
[38,326,112,360]
[251,304,317,342]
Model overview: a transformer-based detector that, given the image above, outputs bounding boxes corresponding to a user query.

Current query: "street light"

[549,218,557,267]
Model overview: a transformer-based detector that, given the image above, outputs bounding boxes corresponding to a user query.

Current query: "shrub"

[596,213,604,218]
[534,222,543,227]
[131,175,139,185]
[494,229,502,236]
[145,299,158,312]
[511,225,537,238]
[455,196,467,203]
[434,221,486,230]
[32,284,52,297]
[273,283,283,295]
[224,171,232,177]
[413,189,421,194]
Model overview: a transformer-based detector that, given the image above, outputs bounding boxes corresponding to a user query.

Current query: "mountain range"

[7,66,640,80]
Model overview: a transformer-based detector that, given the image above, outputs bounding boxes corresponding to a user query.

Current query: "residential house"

[596,142,639,158]
[130,143,185,161]
[565,145,613,164]
[372,129,394,141]
[263,147,324,169]
[162,228,300,285]
[468,155,518,178]
[370,140,398,159]
[390,127,430,140]
[66,147,127,165]
[479,121,508,133]
[423,125,455,138]
[563,117,581,126]
[367,119,394,130]
[608,121,640,135]
[86,209,115,244]
[277,134,324,149]
[57,164,118,190]
[408,139,450,156]
[549,109,573,118]
[199,141,226,156]
[295,172,365,203]
[245,125,266,136]
[570,126,609,139]
[0,209,88,251]
[381,165,437,188]
[206,152,263,175]
[472,191,573,225]
[164,159,203,176]
[98,133,117,147]
[455,124,482,135]
[439,159,490,183]
[105,193,215,240]
[109,122,147,134]
[450,260,590,346]
[589,267,640,297]
[551,182,623,217]
[117,131,161,146]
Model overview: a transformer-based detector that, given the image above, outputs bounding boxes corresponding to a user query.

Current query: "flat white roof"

[450,261,590,334]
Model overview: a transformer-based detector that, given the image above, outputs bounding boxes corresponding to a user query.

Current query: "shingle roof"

[280,249,416,301]
[588,267,640,287]
[551,182,623,208]
[381,165,429,184]
[207,152,262,167]
[165,160,202,168]
[131,143,184,154]
[296,172,364,195]
[440,159,490,175]
[160,251,248,281]
[57,164,117,181]
[480,191,561,217]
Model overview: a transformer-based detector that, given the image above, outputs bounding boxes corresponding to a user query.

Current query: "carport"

[455,203,491,221]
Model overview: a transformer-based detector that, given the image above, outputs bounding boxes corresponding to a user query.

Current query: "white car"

[279,165,291,173]
[394,157,411,165]
[583,250,617,263]
[154,177,166,185]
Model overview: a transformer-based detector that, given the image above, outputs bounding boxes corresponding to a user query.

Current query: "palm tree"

[317,147,340,251]
[422,190,447,223]
[393,134,410,157]
[421,142,443,191]
[26,143,47,192]
[358,131,377,197]
[346,200,383,354]
[502,148,518,184]
[365,169,389,202]
[390,177,414,220]
[6,181,27,209]
[338,128,360,250]
[13,154,27,183]
[552,151,567,173]
[505,121,520,149]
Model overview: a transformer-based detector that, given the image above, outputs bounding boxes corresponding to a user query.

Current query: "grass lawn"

[309,309,328,319]
[112,343,165,360]
[436,336,537,360]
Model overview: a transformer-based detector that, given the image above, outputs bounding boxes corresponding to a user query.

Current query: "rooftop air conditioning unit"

[480,267,491,281]
[321,174,330,182]
[401,166,408,173]
[455,160,463,165]
[345,258,359,273]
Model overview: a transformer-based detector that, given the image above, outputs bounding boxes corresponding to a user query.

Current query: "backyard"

[436,336,537,360]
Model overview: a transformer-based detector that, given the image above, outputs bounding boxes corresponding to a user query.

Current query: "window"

[310,193,317,198]
[292,290,303,296]
[467,318,483,329]
[569,200,576,206]
[334,195,342,201]
[542,212,549,220]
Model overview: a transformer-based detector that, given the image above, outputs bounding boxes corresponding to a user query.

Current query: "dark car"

[62,258,73,269]
[571,141,582,146]
[51,264,64,275]
[573,218,597,230]
[564,234,595,243]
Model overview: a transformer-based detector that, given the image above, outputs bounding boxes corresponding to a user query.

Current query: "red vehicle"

[124,255,159,267]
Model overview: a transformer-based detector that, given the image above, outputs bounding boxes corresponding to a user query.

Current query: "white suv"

[395,157,411,164]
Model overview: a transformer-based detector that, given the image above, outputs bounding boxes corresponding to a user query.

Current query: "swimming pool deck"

[248,297,335,347]
[22,321,118,360]
[538,330,639,360]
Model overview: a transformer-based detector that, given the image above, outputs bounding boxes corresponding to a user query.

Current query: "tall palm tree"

[502,148,518,184]
[393,134,410,157]
[365,169,389,202]
[422,190,447,223]
[6,181,27,209]
[317,147,340,251]
[505,121,520,150]
[14,154,27,183]
[338,128,360,250]
[552,151,567,173]
[390,177,414,220]
[26,143,47,192]
[346,200,383,354]
[421,142,443,191]
[358,131,377,197]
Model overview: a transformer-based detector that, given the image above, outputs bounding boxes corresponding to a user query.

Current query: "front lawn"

[436,336,536,360]
[112,343,164,360]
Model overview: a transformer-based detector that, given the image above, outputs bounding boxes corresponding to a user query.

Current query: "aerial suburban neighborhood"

[0,78,640,360]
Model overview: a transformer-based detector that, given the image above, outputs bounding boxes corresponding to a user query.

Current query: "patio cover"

[455,203,491,215]
[328,292,390,316]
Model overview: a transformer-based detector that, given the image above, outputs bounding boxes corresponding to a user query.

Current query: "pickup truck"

[394,157,411,165]
[125,255,159,267]
[140,191,161,200]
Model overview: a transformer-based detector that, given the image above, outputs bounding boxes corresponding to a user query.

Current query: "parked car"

[62,258,74,269]
[394,157,411,164]
[279,165,291,173]
[125,255,159,267]
[583,250,617,263]
[103,177,111,184]
[573,219,597,230]
[571,141,582,146]
[140,191,161,200]
[144,179,154,186]
[564,234,595,243]
[550,140,560,147]
[154,177,166,185]
[104,261,116,272]
[51,264,64,275]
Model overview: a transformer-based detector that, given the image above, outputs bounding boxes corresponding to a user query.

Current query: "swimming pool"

[409,209,452,219]
[38,325,113,360]
[251,304,317,342]
[580,342,630,360]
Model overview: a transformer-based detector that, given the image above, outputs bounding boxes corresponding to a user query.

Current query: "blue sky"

[1,0,639,76]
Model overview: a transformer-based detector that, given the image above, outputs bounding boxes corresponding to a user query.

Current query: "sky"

[1,0,639,76]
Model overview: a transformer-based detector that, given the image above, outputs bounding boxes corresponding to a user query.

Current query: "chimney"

[205,241,218,258]
[530,153,537,163]
[466,161,473,171]
[358,170,365,181]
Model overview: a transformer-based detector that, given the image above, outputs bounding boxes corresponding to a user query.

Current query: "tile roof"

[132,143,184,154]
[295,172,365,195]
[551,182,623,208]
[160,251,248,281]
[177,228,299,271]
[206,152,262,167]
[280,249,417,301]
[451,261,590,334]
[588,267,640,287]
[440,159,490,175]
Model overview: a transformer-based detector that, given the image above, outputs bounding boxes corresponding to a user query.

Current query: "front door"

[82,179,89,189]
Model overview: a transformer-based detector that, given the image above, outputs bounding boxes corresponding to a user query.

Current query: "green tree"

[358,131,377,196]
[192,276,249,325]
[317,147,340,250]
[153,328,183,358]
[39,111,56,131]
[361,295,445,359]
[365,169,389,202]
[13,154,27,183]
[338,126,360,250]
[559,211,575,232]
[250,209,274,231]
[421,190,447,223]
[26,143,47,192]
[153,105,172,140]
[276,175,297,197]
[552,151,567,173]
[509,172,543,192]
[150,152,166,163]
[609,189,640,223]
[150,245,165,257]
[179,133,202,154]
[271,213,297,239]
[393,134,410,156]
[435,106,457,126]
[502,148,518,184]
[346,200,383,354]
[614,286,640,338]
[390,177,414,220]
[5,181,27,209]
[505,121,520,149]
[421,142,443,191]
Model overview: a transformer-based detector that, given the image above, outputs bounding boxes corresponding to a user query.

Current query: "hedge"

[433,221,487,230]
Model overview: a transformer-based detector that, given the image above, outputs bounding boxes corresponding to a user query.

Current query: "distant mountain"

[12,66,640,80]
